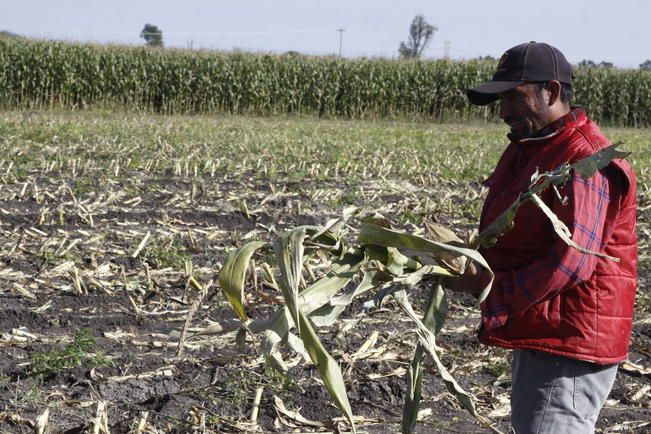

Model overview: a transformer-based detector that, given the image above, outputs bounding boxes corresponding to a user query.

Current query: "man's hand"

[442,262,486,295]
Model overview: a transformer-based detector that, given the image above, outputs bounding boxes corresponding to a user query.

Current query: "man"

[449,42,638,433]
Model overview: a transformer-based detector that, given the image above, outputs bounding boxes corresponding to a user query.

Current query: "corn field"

[1,38,650,125]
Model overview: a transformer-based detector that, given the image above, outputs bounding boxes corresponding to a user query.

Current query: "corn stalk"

[216,143,628,432]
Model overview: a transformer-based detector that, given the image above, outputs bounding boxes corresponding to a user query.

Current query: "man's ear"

[544,80,562,106]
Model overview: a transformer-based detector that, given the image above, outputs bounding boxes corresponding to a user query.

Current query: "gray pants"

[511,349,618,434]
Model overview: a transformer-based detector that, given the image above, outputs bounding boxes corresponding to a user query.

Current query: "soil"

[0,170,649,433]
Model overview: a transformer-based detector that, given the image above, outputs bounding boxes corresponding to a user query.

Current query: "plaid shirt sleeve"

[480,169,612,331]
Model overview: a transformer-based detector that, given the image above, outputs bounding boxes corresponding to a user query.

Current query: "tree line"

[133,22,651,69]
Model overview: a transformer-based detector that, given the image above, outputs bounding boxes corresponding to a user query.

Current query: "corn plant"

[218,144,628,432]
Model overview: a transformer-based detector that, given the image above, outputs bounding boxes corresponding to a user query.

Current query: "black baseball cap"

[467,41,573,105]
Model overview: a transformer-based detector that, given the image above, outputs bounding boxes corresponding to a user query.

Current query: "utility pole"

[444,41,451,59]
[337,28,345,57]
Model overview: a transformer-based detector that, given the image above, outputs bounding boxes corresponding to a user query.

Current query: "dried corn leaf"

[273,396,326,428]
[530,193,620,261]
[620,360,651,376]
[424,220,468,274]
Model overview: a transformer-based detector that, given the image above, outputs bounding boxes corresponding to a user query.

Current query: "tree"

[0,30,22,40]
[640,60,651,71]
[578,59,614,69]
[398,14,437,59]
[140,24,163,48]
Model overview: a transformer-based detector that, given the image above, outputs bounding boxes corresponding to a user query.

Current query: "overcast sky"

[2,0,650,68]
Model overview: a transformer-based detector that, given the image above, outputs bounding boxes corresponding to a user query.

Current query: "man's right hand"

[442,262,486,295]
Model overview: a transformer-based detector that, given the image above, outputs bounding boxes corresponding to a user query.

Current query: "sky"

[2,0,650,69]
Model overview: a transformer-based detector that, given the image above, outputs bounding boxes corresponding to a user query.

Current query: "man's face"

[498,84,549,141]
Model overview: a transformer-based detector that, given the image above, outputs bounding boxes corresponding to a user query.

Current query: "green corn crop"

[0,38,650,126]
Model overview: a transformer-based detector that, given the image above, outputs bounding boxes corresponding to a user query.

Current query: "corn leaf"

[477,143,630,250]
[273,227,310,333]
[402,279,447,433]
[424,221,468,273]
[359,223,489,271]
[217,240,267,321]
[570,142,630,179]
[262,309,292,359]
[268,227,357,430]
[474,197,520,249]
[310,269,379,327]
[530,193,620,261]
[298,250,367,313]
[262,250,365,363]
[392,289,477,416]
[386,246,410,276]
[359,224,493,304]
[296,309,356,431]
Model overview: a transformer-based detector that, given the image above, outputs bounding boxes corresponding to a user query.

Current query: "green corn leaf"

[298,249,367,314]
[296,309,356,432]
[359,223,493,304]
[268,227,358,430]
[262,250,365,358]
[570,142,630,179]
[217,240,267,321]
[273,227,310,333]
[262,308,292,358]
[310,269,379,327]
[474,196,521,249]
[364,244,425,273]
[477,143,631,250]
[402,279,447,434]
[262,308,312,372]
[386,246,410,276]
[263,291,358,430]
[359,223,489,270]
[392,289,477,416]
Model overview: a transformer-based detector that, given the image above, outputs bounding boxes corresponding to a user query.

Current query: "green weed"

[144,237,193,270]
[73,179,95,196]
[205,364,297,423]
[10,381,43,408]
[397,209,424,225]
[30,329,111,379]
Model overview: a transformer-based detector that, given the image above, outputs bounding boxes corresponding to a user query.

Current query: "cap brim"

[467,80,525,105]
